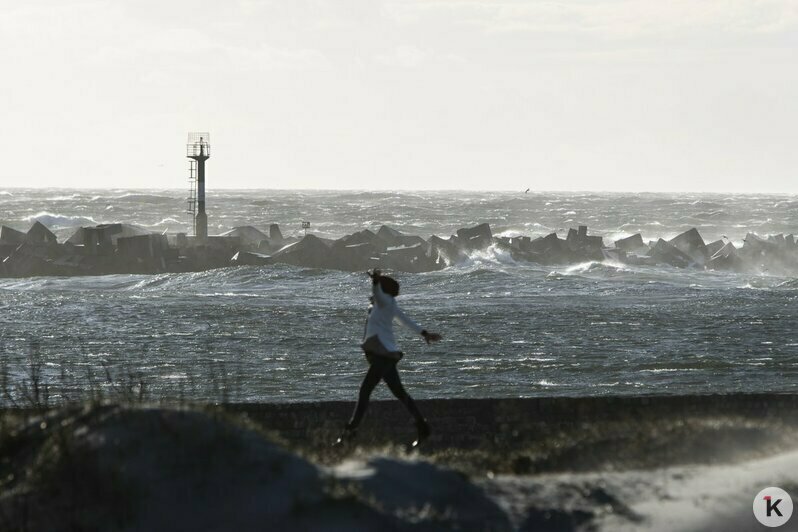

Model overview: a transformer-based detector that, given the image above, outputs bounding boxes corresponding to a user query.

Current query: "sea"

[2,188,798,405]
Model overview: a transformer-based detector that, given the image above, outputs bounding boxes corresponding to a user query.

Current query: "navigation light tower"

[186,132,210,239]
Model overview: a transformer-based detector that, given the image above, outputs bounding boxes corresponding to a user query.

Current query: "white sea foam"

[494,229,525,238]
[457,244,516,269]
[147,217,182,226]
[47,194,82,201]
[561,260,632,276]
[23,211,97,228]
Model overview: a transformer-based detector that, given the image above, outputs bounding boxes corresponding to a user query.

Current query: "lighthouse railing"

[186,142,211,158]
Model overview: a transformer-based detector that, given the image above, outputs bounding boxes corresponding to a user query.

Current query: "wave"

[692,210,731,220]
[454,245,517,270]
[741,277,798,291]
[0,277,54,290]
[46,193,82,201]
[494,229,525,238]
[0,264,340,293]
[118,264,303,292]
[689,200,725,209]
[776,278,798,289]
[545,260,635,281]
[562,260,631,276]
[112,194,174,204]
[0,274,154,291]
[23,211,97,228]
[145,217,183,227]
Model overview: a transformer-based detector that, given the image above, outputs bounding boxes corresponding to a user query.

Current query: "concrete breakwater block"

[456,222,493,250]
[647,238,693,268]
[669,228,709,265]
[26,221,58,245]
[377,225,426,248]
[614,233,646,253]
[220,225,269,248]
[0,225,26,244]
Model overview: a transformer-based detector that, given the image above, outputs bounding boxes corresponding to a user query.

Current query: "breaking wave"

[562,260,631,275]
[146,217,183,227]
[46,193,83,201]
[454,245,517,270]
[23,211,97,228]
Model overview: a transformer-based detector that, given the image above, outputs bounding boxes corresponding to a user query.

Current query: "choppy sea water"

[1,189,798,404]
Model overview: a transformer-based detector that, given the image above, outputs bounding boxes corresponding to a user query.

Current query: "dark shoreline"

[6,393,795,472]
[2,393,796,530]
[221,393,798,466]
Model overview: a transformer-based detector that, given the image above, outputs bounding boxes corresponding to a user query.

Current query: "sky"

[0,0,796,192]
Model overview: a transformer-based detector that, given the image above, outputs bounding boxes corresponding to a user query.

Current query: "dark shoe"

[411,420,431,449]
[333,426,357,447]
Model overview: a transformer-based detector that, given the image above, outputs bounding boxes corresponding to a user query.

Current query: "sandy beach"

[2,394,796,530]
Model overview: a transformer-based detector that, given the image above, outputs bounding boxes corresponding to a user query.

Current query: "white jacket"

[364,282,423,352]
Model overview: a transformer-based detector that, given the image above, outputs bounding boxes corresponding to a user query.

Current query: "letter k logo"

[765,496,784,518]
[754,487,792,526]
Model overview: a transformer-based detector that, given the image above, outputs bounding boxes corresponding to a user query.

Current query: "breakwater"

[3,216,798,277]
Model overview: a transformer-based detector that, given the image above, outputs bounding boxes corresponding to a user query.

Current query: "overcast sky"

[1,1,796,192]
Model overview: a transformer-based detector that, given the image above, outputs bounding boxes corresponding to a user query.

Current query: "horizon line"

[1,186,797,196]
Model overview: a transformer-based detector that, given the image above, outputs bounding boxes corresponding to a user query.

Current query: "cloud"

[223,43,331,71]
[386,0,798,39]
[83,23,330,73]
[376,45,427,67]
[1,2,330,74]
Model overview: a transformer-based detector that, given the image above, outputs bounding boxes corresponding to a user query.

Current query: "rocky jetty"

[2,219,798,277]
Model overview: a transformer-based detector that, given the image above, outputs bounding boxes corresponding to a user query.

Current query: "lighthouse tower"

[186,132,210,239]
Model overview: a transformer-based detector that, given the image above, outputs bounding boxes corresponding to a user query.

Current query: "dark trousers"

[347,353,426,429]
